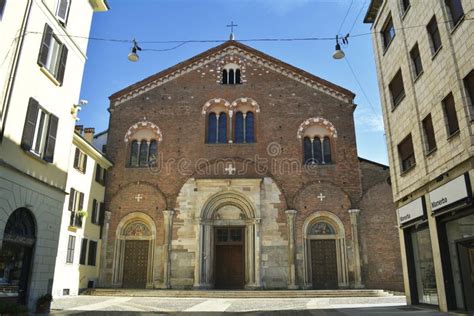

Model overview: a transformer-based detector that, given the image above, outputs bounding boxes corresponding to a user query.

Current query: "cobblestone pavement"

[49,295,456,315]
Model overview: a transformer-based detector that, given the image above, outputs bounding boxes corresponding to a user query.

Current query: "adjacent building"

[99,40,403,291]
[52,127,112,298]
[0,0,108,308]
[364,0,474,312]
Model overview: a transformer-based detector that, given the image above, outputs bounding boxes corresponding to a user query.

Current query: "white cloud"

[355,109,385,132]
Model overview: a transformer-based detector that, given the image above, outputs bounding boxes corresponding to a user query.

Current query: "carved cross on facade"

[224,163,236,175]
[317,193,326,201]
[135,194,143,202]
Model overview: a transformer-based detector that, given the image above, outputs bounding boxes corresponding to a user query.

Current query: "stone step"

[85,289,394,298]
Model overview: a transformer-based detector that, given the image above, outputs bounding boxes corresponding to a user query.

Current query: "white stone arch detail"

[112,212,157,288]
[201,98,231,115]
[297,117,338,139]
[124,121,163,143]
[302,211,349,289]
[231,97,260,113]
[194,190,262,289]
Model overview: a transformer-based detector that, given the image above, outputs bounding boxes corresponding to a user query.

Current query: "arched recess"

[194,190,262,289]
[302,211,349,289]
[112,212,157,288]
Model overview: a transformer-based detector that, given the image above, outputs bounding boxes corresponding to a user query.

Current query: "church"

[99,40,403,291]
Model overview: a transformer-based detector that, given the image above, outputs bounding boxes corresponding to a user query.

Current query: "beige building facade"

[0,0,108,309]
[365,0,474,312]
[52,129,112,298]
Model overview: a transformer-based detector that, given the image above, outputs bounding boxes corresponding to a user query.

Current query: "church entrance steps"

[85,289,395,298]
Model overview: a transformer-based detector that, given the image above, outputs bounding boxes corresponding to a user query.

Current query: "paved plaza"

[50,295,456,315]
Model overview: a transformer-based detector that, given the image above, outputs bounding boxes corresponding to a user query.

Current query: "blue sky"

[79,0,388,164]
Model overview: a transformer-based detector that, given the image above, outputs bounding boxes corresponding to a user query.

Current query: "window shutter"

[21,98,39,150]
[38,24,53,67]
[91,199,97,224]
[57,45,68,85]
[43,114,58,162]
[78,192,84,211]
[56,0,70,24]
[74,148,80,168]
[82,154,88,173]
[99,202,105,238]
[68,188,75,211]
[95,165,100,182]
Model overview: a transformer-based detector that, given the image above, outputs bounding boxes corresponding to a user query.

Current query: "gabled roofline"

[358,156,389,169]
[109,40,355,103]
[363,0,383,24]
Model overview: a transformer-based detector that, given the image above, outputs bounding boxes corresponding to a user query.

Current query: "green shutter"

[21,98,39,150]
[43,114,58,162]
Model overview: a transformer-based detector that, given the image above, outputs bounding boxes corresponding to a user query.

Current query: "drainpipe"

[0,0,33,141]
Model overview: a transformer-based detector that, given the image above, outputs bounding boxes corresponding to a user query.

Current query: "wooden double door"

[122,240,149,288]
[214,227,245,289]
[311,239,338,289]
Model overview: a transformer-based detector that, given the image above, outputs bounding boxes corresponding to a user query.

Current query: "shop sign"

[429,174,469,212]
[398,197,424,225]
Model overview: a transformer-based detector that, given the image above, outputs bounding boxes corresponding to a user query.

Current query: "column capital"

[162,210,175,217]
[285,209,297,216]
[348,208,360,215]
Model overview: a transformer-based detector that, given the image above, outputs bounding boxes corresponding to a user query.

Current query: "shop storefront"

[398,197,439,306]
[430,174,474,312]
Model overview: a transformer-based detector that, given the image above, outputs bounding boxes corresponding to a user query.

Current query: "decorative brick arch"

[231,97,260,113]
[297,117,338,139]
[201,98,231,114]
[124,121,163,143]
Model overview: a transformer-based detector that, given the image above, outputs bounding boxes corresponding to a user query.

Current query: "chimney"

[75,125,84,135]
[84,127,95,143]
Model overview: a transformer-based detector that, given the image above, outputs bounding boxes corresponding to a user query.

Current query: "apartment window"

[410,44,423,78]
[464,70,474,108]
[38,24,68,84]
[382,16,395,50]
[91,199,101,225]
[87,241,98,266]
[79,238,88,265]
[389,70,405,107]
[0,0,6,20]
[68,188,84,228]
[442,93,459,136]
[73,148,87,173]
[66,235,76,263]
[55,0,71,25]
[398,134,416,172]
[422,114,437,153]
[445,0,464,26]
[21,98,58,162]
[427,16,442,55]
[95,164,106,185]
[401,0,410,14]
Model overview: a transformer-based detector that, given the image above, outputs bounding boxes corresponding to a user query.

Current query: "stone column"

[98,211,111,287]
[348,209,363,288]
[162,210,174,288]
[285,210,298,289]
[254,218,262,288]
[228,110,233,143]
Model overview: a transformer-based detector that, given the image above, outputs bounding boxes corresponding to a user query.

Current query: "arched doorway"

[0,208,36,303]
[302,211,348,289]
[195,191,261,289]
[112,213,156,288]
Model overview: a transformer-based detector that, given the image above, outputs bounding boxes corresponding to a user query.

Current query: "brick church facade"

[99,41,403,291]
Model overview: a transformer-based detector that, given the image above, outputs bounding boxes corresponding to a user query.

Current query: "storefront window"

[446,213,474,310]
[411,228,438,305]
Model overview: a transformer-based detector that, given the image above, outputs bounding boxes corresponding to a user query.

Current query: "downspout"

[0,0,33,141]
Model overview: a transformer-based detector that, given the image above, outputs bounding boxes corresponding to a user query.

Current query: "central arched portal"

[194,191,261,289]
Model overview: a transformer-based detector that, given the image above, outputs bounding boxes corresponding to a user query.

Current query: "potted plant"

[36,293,52,313]
[77,209,88,218]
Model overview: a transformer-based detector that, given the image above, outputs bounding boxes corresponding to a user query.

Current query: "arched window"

[304,137,313,164]
[234,112,244,143]
[130,140,139,167]
[148,140,157,164]
[323,137,331,164]
[236,69,241,84]
[310,221,336,235]
[245,112,254,143]
[222,69,228,84]
[314,138,322,163]
[229,69,235,85]
[207,113,217,143]
[139,141,148,167]
[218,113,227,143]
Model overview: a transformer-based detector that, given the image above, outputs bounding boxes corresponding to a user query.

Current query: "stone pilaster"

[348,209,363,288]
[162,210,174,288]
[98,211,111,287]
[285,210,298,289]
